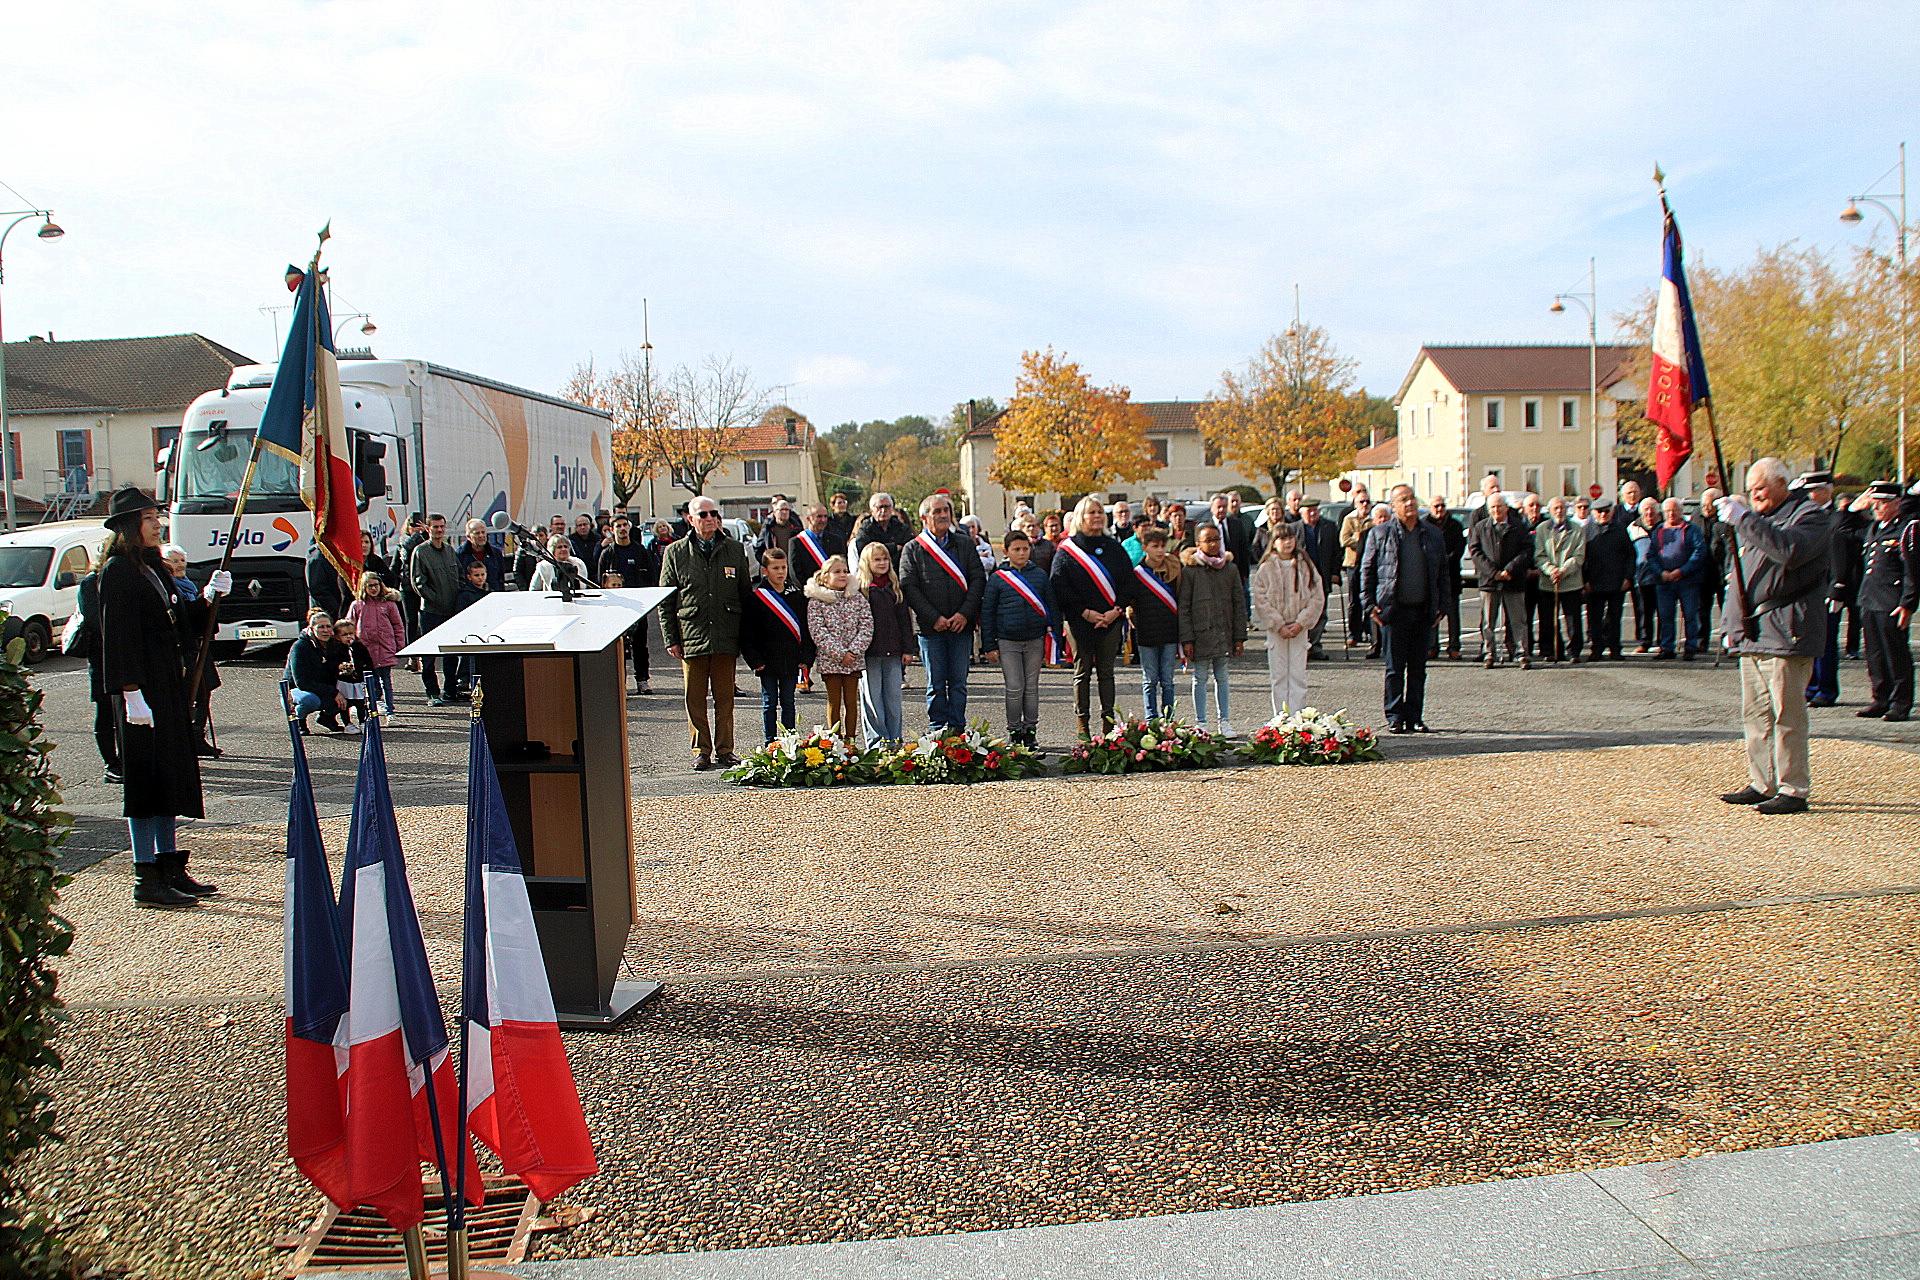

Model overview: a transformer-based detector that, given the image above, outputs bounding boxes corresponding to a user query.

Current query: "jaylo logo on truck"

[552,455,591,504]
[208,517,301,552]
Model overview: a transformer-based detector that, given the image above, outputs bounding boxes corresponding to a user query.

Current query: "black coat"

[306,549,349,620]
[1425,513,1468,591]
[1201,515,1254,579]
[1289,517,1344,589]
[599,539,658,589]
[73,572,107,703]
[1470,517,1534,587]
[1582,519,1636,593]
[1050,533,1137,620]
[900,528,985,630]
[739,576,813,678]
[100,549,204,820]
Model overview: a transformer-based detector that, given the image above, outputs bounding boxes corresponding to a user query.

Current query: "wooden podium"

[401,586,672,1029]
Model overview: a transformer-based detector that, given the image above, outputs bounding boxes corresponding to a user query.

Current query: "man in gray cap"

[1717,458,1834,814]
[1851,479,1916,721]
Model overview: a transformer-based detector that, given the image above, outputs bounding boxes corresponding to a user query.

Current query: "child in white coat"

[1250,524,1325,717]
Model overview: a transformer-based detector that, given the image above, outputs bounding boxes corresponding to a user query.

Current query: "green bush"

[0,606,75,1276]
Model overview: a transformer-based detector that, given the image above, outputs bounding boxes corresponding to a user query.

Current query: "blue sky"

[4,2,1913,424]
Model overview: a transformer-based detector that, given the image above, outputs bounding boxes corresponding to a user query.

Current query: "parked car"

[0,520,113,663]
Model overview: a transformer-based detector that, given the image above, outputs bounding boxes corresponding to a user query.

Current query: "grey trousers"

[1480,588,1526,660]
[1742,654,1813,799]
[997,636,1045,735]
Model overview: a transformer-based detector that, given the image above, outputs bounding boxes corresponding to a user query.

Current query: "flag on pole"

[282,684,352,1208]
[462,714,598,1202]
[1647,195,1712,492]
[337,718,477,1230]
[258,246,363,587]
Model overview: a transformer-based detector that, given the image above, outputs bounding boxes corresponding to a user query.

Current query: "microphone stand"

[494,519,595,603]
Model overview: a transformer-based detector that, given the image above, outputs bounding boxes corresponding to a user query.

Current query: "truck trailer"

[162,357,614,647]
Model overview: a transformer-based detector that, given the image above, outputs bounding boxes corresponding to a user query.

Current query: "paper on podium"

[399,586,675,658]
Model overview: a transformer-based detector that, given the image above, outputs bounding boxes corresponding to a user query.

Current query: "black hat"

[1865,480,1902,500]
[103,485,160,527]
[1789,470,1834,491]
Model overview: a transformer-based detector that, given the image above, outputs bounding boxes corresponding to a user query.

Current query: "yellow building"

[685,404,821,524]
[959,400,1282,524]
[1359,343,1647,503]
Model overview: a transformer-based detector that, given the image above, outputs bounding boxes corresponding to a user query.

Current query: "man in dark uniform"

[1854,480,1917,721]
[1792,472,1848,706]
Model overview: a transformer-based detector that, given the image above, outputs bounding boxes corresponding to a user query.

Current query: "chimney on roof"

[784,415,797,444]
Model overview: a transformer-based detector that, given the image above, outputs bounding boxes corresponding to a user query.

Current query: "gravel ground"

[29,897,1920,1278]
[54,740,1920,1007]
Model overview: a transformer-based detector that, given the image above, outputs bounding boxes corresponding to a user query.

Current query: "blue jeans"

[861,655,905,745]
[367,667,396,715]
[918,630,973,732]
[127,814,177,865]
[1140,643,1179,718]
[1655,581,1704,655]
[291,689,338,724]
[1192,653,1232,724]
[759,672,797,741]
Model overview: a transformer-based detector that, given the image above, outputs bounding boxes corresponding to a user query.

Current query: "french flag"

[337,718,478,1230]
[282,684,351,1209]
[462,715,597,1203]
[1647,196,1712,492]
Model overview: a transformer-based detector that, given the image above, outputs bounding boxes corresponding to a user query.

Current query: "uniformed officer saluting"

[1850,479,1918,722]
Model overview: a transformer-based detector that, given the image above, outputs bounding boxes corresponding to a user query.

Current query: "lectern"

[401,586,673,1029]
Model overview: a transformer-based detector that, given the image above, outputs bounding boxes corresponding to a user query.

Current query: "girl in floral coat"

[805,556,874,736]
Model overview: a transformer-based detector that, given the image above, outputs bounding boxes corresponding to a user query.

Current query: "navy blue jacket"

[1360,517,1453,616]
[979,562,1060,651]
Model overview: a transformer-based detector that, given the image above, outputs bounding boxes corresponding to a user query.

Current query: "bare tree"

[646,355,769,495]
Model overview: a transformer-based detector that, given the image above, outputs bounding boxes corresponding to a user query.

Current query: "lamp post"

[0,206,66,532]
[333,313,377,344]
[1550,256,1600,496]
[1841,141,1908,485]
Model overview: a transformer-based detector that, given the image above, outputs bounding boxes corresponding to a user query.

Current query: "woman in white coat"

[1250,523,1325,717]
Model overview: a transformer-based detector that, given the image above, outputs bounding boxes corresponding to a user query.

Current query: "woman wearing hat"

[98,487,231,908]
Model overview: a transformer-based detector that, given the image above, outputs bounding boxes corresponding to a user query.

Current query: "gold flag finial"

[1652,163,1666,190]
[317,219,332,244]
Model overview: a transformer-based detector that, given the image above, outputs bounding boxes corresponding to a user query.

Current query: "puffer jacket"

[658,533,753,656]
[1177,548,1247,658]
[1360,517,1451,616]
[805,579,874,675]
[980,562,1058,652]
[345,596,406,669]
[1534,520,1587,594]
[1728,493,1835,659]
[1251,554,1327,634]
[1127,557,1182,648]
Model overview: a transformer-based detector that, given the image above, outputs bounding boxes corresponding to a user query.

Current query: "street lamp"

[0,205,66,532]
[1841,142,1908,485]
[333,312,377,344]
[1551,256,1601,498]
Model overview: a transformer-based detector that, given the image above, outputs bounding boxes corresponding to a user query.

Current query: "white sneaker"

[1216,719,1237,738]
[343,722,363,736]
[383,709,398,723]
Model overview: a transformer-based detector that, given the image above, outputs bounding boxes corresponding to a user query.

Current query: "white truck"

[161,358,614,647]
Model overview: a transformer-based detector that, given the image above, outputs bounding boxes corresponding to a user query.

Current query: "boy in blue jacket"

[980,530,1060,748]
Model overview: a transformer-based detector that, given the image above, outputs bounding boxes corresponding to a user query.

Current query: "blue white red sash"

[1133,563,1177,612]
[914,530,969,589]
[754,586,804,641]
[792,530,829,572]
[1060,538,1117,605]
[1045,631,1063,664]
[996,568,1049,620]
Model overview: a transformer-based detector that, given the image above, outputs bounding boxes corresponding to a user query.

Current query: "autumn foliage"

[992,349,1160,497]
[565,353,768,501]
[1198,324,1373,497]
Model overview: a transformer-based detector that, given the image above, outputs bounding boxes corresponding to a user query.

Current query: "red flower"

[947,744,974,765]
[985,751,1001,768]
[902,759,916,771]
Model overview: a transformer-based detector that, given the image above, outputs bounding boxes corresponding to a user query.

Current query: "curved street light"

[333,312,377,343]
[1840,142,1908,485]
[0,206,66,532]
[1551,257,1601,499]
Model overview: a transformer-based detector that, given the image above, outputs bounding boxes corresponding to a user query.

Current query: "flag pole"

[188,225,329,704]
[401,1224,432,1280]
[450,685,484,1280]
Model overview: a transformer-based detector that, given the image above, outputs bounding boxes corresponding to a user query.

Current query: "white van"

[0,520,112,662]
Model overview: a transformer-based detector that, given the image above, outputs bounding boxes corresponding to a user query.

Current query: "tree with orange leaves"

[1198,324,1372,497]
[992,348,1160,498]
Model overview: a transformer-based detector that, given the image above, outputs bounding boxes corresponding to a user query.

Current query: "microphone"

[492,511,587,598]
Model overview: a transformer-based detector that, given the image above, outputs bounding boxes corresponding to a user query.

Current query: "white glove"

[1717,496,1748,524]
[123,688,155,726]
[207,569,234,598]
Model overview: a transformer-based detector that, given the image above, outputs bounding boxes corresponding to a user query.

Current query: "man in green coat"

[658,496,753,769]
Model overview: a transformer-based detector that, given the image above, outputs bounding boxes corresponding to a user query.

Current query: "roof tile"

[3,334,253,414]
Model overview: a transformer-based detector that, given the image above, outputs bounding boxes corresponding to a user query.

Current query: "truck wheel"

[22,619,52,664]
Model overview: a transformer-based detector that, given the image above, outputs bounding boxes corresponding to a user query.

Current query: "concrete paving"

[439,1133,1920,1279]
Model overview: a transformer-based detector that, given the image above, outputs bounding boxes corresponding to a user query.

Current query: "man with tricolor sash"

[900,492,985,733]
[1051,494,1137,737]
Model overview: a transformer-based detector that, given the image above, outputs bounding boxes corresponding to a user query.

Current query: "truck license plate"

[238,626,279,640]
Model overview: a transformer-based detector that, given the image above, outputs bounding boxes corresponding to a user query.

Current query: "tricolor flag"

[259,235,364,587]
[337,718,477,1230]
[282,683,351,1208]
[462,714,597,1202]
[1647,194,1711,493]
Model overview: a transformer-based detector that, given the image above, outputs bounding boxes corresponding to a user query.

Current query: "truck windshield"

[0,547,54,589]
[176,428,301,513]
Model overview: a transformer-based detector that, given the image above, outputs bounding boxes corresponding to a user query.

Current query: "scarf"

[1195,550,1229,569]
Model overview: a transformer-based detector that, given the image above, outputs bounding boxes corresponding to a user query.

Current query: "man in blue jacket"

[1361,484,1452,733]
[1643,496,1707,659]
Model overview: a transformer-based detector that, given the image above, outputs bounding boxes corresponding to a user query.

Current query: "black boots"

[134,862,198,909]
[162,850,220,898]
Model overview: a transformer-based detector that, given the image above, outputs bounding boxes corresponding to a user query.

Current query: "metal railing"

[40,465,111,522]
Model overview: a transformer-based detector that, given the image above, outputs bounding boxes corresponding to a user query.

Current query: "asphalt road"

[32,600,1919,871]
